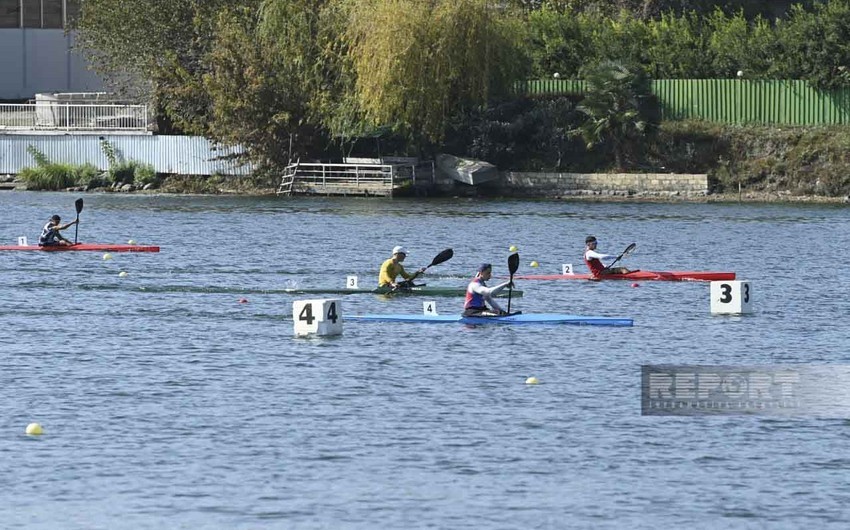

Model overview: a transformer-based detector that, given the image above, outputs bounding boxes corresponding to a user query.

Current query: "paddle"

[603,243,635,273]
[73,198,83,244]
[506,252,519,314]
[394,248,454,291]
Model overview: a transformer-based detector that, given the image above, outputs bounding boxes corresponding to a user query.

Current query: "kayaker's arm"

[585,249,615,261]
[468,281,506,313]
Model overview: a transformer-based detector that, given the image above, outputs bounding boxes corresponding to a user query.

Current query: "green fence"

[515,79,850,125]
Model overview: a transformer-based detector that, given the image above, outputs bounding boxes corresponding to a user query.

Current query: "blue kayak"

[345,313,633,327]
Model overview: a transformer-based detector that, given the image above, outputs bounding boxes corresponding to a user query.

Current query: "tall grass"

[18,146,104,190]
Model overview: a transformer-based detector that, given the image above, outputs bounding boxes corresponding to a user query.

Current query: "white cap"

[392,246,408,255]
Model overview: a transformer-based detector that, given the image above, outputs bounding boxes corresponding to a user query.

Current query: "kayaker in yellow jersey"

[378,246,427,289]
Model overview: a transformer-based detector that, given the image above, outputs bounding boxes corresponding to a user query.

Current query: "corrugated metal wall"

[0,134,251,175]
[516,79,850,125]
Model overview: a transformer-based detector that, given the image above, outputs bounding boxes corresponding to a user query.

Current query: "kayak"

[280,286,523,297]
[514,270,735,282]
[0,243,160,252]
[346,313,633,326]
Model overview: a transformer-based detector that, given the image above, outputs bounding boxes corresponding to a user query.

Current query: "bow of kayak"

[514,270,735,282]
[346,313,633,326]
[0,243,160,252]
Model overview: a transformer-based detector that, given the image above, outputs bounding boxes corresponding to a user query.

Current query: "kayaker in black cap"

[584,236,631,278]
[463,263,513,316]
[39,214,77,247]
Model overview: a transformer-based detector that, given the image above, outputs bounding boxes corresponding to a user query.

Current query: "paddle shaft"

[604,243,635,272]
[73,198,84,244]
[396,248,453,290]
[506,252,519,314]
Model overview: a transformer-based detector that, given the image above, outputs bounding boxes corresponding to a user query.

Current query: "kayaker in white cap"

[463,263,513,316]
[378,245,427,289]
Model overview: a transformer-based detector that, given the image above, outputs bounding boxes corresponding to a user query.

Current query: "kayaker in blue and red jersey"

[463,263,513,316]
[39,214,77,247]
[584,235,630,278]
[378,246,426,289]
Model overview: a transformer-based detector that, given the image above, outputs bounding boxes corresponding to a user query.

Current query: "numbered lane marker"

[710,281,753,315]
[17,236,28,246]
[423,301,438,315]
[293,299,344,336]
[346,275,359,289]
[562,263,574,275]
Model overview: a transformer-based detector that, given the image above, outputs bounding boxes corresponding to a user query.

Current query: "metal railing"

[277,161,433,196]
[0,103,149,131]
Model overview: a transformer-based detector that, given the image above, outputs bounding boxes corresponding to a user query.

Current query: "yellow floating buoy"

[525,376,539,385]
[103,253,113,261]
[127,239,136,245]
[509,245,518,252]
[118,271,128,278]
[25,422,43,435]
[530,261,539,268]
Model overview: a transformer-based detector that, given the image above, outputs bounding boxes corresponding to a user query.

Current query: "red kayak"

[514,270,735,282]
[0,243,160,252]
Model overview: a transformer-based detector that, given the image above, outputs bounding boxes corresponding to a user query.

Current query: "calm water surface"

[1,191,849,529]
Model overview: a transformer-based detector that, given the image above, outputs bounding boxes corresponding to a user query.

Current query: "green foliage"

[773,1,850,89]
[707,9,779,79]
[575,60,654,169]
[646,11,712,78]
[525,6,589,79]
[19,147,104,190]
[445,96,586,170]
[345,0,527,145]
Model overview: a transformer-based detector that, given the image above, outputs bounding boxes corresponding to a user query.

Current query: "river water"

[1,191,849,529]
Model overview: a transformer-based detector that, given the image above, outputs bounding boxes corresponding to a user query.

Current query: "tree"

[75,0,259,134]
[575,60,653,170]
[344,0,527,147]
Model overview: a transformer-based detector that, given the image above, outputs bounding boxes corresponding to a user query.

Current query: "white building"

[0,0,103,100]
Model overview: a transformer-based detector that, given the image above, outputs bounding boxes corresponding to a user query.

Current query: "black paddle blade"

[75,198,84,214]
[428,248,453,268]
[623,243,636,256]
[508,252,520,276]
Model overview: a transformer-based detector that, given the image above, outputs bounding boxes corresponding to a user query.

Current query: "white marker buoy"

[530,261,539,268]
[102,253,113,261]
[293,299,343,337]
[710,280,753,314]
[118,271,128,278]
[526,377,539,385]
[128,239,136,245]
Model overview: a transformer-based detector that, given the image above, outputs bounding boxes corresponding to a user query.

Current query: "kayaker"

[38,214,77,247]
[463,263,513,316]
[378,246,426,289]
[584,236,631,278]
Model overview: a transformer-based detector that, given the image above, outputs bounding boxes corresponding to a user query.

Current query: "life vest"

[465,276,486,309]
[39,222,58,245]
[584,249,606,278]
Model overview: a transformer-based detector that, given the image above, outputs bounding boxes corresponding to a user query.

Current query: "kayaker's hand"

[498,310,509,316]
[417,267,426,274]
